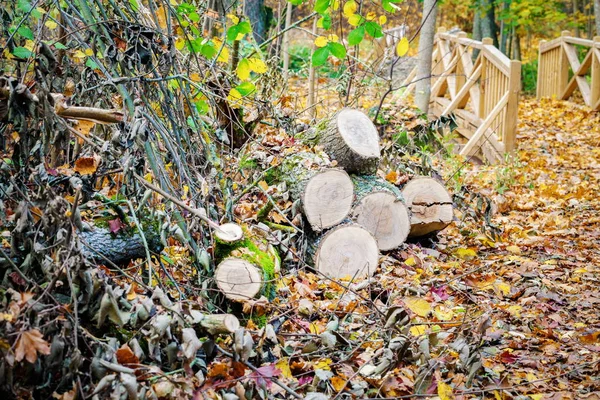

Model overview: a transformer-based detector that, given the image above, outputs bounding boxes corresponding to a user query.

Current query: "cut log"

[314,224,379,280]
[401,177,453,237]
[200,313,240,334]
[281,153,354,231]
[78,227,163,265]
[214,258,264,301]
[321,109,381,174]
[215,223,244,243]
[351,176,411,251]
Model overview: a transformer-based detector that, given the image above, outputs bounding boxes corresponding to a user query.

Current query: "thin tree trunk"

[574,0,581,37]
[282,2,292,78]
[307,17,318,119]
[499,0,511,55]
[512,29,521,60]
[595,0,600,35]
[414,0,438,114]
[480,0,498,46]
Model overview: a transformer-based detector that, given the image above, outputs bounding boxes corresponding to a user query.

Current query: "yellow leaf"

[84,48,94,56]
[379,15,387,25]
[409,325,426,336]
[331,0,340,10]
[217,46,229,63]
[396,37,409,57]
[327,34,339,43]
[438,381,454,400]
[309,322,320,334]
[366,11,376,20]
[175,37,186,50]
[156,6,168,30]
[248,58,267,73]
[45,20,58,29]
[506,245,521,254]
[190,73,202,82]
[494,281,511,296]
[236,59,251,80]
[455,247,477,260]
[404,256,416,266]
[73,156,99,175]
[507,305,522,317]
[347,14,362,26]
[144,173,153,183]
[404,297,431,317]
[258,180,269,191]
[331,376,346,392]
[74,120,95,136]
[227,14,239,24]
[434,306,454,321]
[276,358,292,378]
[315,358,332,370]
[343,1,357,17]
[314,36,329,47]
[73,50,86,59]
[227,88,243,108]
[530,395,544,400]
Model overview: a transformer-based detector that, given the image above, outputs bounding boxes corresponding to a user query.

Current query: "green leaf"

[200,43,217,58]
[348,26,365,45]
[312,46,330,66]
[195,100,209,114]
[188,37,203,52]
[129,0,139,12]
[227,25,239,41]
[238,21,252,34]
[17,26,34,40]
[317,15,332,30]
[177,3,195,14]
[53,42,68,50]
[236,81,256,96]
[288,0,304,5]
[85,58,99,69]
[12,47,33,59]
[189,11,200,22]
[314,0,330,14]
[17,0,32,12]
[365,21,384,38]
[328,42,346,59]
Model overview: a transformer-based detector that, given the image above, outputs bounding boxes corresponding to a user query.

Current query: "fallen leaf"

[404,297,432,317]
[14,329,51,363]
[74,156,99,175]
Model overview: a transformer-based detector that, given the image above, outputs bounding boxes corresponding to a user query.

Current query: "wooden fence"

[402,28,521,163]
[537,31,600,110]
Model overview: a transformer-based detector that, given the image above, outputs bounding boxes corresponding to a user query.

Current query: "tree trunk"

[499,0,511,55]
[512,29,521,60]
[351,176,411,251]
[280,153,354,231]
[282,2,293,78]
[313,224,379,280]
[401,177,453,237]
[78,227,163,265]
[481,0,498,47]
[200,314,241,334]
[320,108,381,174]
[215,258,264,301]
[307,17,318,119]
[574,0,581,37]
[245,0,269,44]
[595,0,600,35]
[415,0,438,114]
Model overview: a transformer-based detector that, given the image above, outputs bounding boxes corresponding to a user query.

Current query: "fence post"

[592,36,600,110]
[558,31,570,98]
[536,40,546,99]
[504,60,521,154]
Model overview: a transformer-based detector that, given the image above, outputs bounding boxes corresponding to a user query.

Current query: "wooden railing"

[537,31,600,110]
[402,28,521,163]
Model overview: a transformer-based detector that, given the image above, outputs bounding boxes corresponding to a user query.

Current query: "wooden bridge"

[399,28,598,164]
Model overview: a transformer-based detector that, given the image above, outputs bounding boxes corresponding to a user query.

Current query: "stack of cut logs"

[215,109,453,301]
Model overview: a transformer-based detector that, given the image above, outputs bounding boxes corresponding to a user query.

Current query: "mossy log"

[320,109,381,174]
[280,153,354,232]
[311,223,380,280]
[401,177,453,237]
[78,227,163,265]
[214,229,280,301]
[351,176,411,251]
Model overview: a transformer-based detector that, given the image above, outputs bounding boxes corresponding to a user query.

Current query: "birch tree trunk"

[595,0,600,35]
[414,0,438,114]
[282,2,293,78]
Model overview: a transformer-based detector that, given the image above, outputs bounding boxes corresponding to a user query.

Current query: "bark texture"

[321,109,381,174]
[415,0,438,114]
[78,227,162,265]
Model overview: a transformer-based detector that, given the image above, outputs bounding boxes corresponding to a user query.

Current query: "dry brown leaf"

[116,343,139,366]
[74,156,100,175]
[14,329,51,363]
[74,120,95,135]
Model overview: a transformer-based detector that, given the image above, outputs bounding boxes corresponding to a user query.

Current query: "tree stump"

[351,176,411,251]
[281,153,354,231]
[321,109,381,174]
[215,258,264,301]
[401,177,453,237]
[214,228,280,301]
[314,224,379,280]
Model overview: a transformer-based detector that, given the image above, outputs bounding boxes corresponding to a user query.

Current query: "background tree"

[415,0,438,113]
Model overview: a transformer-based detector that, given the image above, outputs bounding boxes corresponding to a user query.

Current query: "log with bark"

[214,228,280,301]
[78,226,163,265]
[320,108,381,174]
[281,153,354,231]
[401,177,453,237]
[351,175,411,251]
[312,223,379,280]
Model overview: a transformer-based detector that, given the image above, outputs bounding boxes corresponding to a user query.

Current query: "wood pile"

[214,108,454,300]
